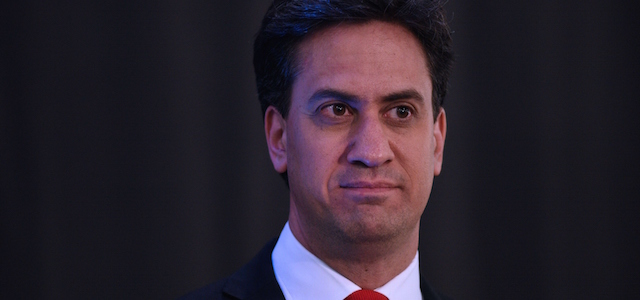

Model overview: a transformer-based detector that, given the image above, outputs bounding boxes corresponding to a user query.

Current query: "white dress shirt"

[272,222,422,300]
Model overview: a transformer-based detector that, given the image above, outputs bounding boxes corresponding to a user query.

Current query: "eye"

[388,105,413,119]
[332,103,347,116]
[320,103,352,117]
[395,106,411,118]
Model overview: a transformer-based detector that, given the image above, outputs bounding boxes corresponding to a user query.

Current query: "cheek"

[288,124,340,182]
[400,134,435,190]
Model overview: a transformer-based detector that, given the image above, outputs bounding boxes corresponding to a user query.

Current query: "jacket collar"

[222,238,285,300]
[220,237,448,300]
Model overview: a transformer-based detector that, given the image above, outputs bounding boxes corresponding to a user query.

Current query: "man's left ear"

[433,108,447,176]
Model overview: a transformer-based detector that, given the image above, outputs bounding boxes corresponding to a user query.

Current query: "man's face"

[265,21,446,246]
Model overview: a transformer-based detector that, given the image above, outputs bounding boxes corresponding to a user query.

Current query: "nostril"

[350,160,371,168]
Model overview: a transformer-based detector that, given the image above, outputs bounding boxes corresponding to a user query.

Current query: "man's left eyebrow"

[382,89,425,103]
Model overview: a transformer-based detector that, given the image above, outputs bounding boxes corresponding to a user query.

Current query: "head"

[254,0,453,185]
[255,0,453,254]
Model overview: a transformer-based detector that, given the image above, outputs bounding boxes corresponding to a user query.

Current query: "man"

[181,0,453,299]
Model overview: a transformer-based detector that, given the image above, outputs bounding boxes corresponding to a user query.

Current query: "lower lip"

[344,186,396,191]
[341,187,398,204]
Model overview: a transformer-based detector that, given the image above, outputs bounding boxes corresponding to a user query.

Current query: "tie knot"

[344,289,389,300]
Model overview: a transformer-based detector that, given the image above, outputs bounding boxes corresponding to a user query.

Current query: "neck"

[289,218,420,290]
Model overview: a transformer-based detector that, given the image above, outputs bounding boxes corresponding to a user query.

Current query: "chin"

[334,214,410,244]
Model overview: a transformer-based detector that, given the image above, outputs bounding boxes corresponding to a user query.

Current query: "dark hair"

[253,0,454,120]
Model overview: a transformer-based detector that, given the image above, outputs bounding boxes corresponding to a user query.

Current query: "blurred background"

[2,0,638,299]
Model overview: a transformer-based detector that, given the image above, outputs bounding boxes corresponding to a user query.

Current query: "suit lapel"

[221,238,285,300]
[420,273,451,300]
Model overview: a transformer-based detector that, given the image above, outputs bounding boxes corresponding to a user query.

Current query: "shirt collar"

[272,222,422,300]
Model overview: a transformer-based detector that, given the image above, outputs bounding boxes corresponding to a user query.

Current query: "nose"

[346,116,394,167]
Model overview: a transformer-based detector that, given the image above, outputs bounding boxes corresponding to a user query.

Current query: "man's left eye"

[391,106,412,119]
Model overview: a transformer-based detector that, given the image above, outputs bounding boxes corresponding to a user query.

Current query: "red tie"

[344,289,389,300]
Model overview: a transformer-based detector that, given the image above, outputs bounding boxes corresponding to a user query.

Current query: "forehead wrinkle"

[296,22,422,74]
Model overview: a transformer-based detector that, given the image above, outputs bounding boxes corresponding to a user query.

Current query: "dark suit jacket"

[179,238,450,300]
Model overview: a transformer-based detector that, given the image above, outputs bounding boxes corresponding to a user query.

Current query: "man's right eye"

[320,103,352,117]
[331,104,347,116]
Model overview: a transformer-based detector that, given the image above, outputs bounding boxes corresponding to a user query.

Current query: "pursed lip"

[339,180,400,191]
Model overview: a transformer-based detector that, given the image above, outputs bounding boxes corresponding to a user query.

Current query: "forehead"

[292,21,432,104]
[298,20,428,67]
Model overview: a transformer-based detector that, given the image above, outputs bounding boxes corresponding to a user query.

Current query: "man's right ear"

[264,106,287,173]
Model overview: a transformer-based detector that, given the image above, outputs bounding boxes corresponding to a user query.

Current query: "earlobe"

[433,108,447,176]
[264,106,288,173]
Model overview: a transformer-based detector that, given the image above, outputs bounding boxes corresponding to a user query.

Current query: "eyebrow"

[308,89,359,105]
[382,89,425,104]
[307,88,425,105]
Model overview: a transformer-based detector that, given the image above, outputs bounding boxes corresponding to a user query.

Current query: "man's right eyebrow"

[308,89,360,104]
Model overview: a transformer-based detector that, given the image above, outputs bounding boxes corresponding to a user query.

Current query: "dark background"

[2,0,638,299]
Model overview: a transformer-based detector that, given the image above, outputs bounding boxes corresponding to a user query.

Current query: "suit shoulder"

[177,278,229,300]
[176,238,282,300]
[421,279,452,300]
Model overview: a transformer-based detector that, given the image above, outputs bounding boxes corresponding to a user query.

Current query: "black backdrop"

[2,1,639,299]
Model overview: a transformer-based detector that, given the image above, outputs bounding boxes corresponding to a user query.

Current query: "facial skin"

[265,21,446,287]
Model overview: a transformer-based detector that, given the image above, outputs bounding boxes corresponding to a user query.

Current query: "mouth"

[339,181,400,193]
